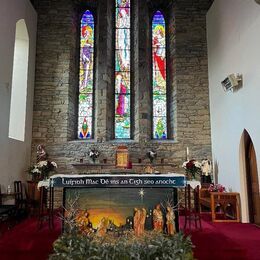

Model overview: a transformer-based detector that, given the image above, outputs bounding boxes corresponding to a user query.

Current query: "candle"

[186,147,189,160]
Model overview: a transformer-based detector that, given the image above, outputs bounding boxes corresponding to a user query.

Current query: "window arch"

[114,0,131,139]
[9,19,29,142]
[152,10,167,139]
[78,10,95,139]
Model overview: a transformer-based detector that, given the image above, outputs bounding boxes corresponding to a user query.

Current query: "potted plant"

[182,159,201,180]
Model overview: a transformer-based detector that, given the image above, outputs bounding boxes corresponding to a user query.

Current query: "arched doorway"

[244,131,260,226]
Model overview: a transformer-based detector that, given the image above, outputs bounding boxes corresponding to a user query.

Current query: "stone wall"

[32,0,212,176]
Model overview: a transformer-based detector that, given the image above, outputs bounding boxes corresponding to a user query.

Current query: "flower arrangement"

[147,150,157,163]
[182,159,201,180]
[208,183,226,192]
[29,160,57,180]
[88,149,100,162]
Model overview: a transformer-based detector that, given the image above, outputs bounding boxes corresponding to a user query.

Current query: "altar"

[46,173,186,233]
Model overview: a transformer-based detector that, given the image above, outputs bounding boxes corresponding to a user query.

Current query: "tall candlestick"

[186,147,189,161]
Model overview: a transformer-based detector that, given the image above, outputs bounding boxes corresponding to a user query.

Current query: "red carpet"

[179,214,260,260]
[0,217,61,260]
[0,214,259,259]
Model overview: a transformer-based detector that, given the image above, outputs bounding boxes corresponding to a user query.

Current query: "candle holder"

[186,147,190,161]
[160,158,164,164]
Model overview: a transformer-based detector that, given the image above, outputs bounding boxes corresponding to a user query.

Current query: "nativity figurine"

[153,204,163,232]
[166,206,176,235]
[134,208,147,236]
[96,217,109,237]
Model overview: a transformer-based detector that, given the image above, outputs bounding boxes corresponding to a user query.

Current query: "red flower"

[186,160,196,169]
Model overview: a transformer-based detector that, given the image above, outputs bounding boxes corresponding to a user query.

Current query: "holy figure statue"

[134,208,146,236]
[166,206,176,235]
[153,204,164,232]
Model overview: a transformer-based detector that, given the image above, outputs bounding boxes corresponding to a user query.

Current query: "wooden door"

[246,142,260,226]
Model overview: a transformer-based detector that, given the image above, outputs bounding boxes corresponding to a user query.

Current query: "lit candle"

[186,147,189,161]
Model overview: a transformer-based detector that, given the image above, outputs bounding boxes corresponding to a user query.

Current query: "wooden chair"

[184,184,202,230]
[38,186,54,229]
[0,186,16,234]
[25,181,41,216]
[13,181,28,218]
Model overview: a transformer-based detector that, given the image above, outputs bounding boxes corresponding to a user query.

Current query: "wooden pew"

[199,188,241,222]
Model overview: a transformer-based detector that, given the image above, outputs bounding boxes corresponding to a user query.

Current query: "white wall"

[0,0,37,191]
[207,0,260,222]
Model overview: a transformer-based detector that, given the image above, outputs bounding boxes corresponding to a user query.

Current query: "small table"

[0,192,21,204]
[1,192,20,197]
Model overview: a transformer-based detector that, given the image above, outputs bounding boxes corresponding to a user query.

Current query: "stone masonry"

[31,0,212,177]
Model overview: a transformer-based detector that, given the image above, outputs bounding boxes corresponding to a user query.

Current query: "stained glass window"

[78,10,94,139]
[115,0,131,139]
[152,11,167,139]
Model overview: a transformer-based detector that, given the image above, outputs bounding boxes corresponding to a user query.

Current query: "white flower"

[149,151,156,157]
[182,161,188,168]
[32,168,41,174]
[38,160,48,167]
[89,150,99,158]
[51,161,57,168]
[194,161,201,168]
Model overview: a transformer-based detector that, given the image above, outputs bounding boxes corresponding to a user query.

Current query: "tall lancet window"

[152,11,167,139]
[114,0,131,139]
[78,10,95,139]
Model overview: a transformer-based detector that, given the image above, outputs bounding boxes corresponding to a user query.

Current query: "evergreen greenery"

[49,231,194,260]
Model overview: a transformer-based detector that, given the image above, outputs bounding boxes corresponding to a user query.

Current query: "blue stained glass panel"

[116,0,130,8]
[116,8,131,28]
[153,116,167,139]
[152,11,167,139]
[115,116,130,139]
[78,116,92,139]
[115,72,130,94]
[115,0,131,139]
[153,95,167,117]
[115,50,130,72]
[78,10,94,139]
[79,94,93,117]
[115,94,131,117]
[116,29,130,50]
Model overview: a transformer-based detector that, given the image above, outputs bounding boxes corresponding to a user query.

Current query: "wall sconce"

[255,0,260,5]
[221,73,243,92]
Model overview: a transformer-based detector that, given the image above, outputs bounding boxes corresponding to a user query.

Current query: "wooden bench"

[199,188,241,222]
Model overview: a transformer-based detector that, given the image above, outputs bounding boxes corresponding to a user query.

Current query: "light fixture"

[221,73,243,92]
